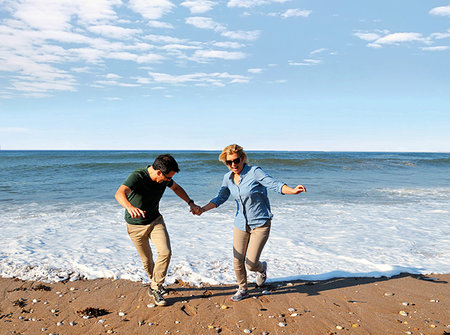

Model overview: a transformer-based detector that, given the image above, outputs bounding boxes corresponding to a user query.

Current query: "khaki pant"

[233,220,271,290]
[127,216,172,290]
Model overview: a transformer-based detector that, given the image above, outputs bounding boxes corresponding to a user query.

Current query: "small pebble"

[384,292,395,296]
[221,305,229,309]
[244,329,251,334]
[41,329,47,332]
[278,322,286,327]
[43,302,48,305]
[138,320,145,326]
[288,308,296,312]
[56,322,63,326]
[175,321,180,324]
[336,325,343,330]
[148,322,154,326]
[406,332,412,335]
[290,313,298,317]
[287,282,293,286]
[32,299,38,303]
[402,302,409,306]
[262,290,270,295]
[98,319,106,324]
[83,315,90,319]
[399,311,408,317]
[19,316,24,320]
[430,299,439,303]
[118,312,126,316]
[147,303,156,308]
[69,321,76,326]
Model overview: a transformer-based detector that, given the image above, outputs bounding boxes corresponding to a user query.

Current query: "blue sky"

[0,0,449,151]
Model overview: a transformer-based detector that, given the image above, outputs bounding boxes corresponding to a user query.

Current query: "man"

[115,154,200,306]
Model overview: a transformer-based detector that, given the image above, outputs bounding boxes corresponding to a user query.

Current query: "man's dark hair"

[152,154,180,174]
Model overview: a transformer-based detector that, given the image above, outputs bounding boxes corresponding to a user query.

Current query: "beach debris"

[32,299,39,304]
[138,320,146,326]
[405,331,412,334]
[399,311,408,317]
[70,321,76,326]
[243,329,251,333]
[384,292,395,296]
[13,299,27,308]
[56,322,63,326]
[262,332,270,335]
[221,305,229,310]
[288,308,296,312]
[118,311,126,317]
[51,309,59,314]
[148,322,154,326]
[77,307,110,318]
[336,325,343,330]
[278,322,286,327]
[429,299,439,303]
[352,324,360,328]
[41,328,47,332]
[290,313,298,317]
[70,287,77,291]
[147,303,156,308]
[33,284,51,291]
[402,302,409,306]
[287,282,294,286]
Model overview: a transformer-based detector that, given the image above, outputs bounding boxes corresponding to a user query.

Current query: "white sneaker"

[256,261,267,287]
[230,288,249,302]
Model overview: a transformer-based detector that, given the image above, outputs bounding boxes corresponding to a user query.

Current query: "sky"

[0,0,449,151]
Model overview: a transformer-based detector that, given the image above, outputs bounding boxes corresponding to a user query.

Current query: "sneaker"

[159,286,169,296]
[148,288,167,306]
[256,261,267,287]
[230,288,249,302]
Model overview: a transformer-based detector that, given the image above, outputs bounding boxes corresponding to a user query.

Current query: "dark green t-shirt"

[122,166,174,225]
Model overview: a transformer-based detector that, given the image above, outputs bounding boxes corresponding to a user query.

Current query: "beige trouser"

[126,216,172,290]
[233,220,271,290]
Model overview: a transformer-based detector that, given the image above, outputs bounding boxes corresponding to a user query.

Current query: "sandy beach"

[1,273,448,335]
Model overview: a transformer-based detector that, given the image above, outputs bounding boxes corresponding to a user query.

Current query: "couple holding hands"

[115,144,306,306]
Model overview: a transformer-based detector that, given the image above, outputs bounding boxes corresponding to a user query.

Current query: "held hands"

[189,203,203,216]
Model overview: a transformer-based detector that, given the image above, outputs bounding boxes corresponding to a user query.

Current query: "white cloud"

[221,30,260,41]
[429,5,450,17]
[185,16,225,31]
[148,71,249,86]
[280,9,312,19]
[288,59,321,66]
[128,0,175,20]
[369,32,425,48]
[310,48,327,55]
[430,29,450,40]
[181,0,217,14]
[353,32,381,41]
[185,16,260,41]
[192,50,246,60]
[421,46,449,51]
[248,68,263,74]
[147,21,174,29]
[227,0,289,8]
[88,25,142,39]
[213,41,245,49]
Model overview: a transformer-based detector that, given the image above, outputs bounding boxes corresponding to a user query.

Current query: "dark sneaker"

[256,261,267,287]
[230,288,249,302]
[148,288,167,306]
[159,286,169,296]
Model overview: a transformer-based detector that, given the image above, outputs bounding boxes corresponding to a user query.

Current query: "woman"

[199,144,306,301]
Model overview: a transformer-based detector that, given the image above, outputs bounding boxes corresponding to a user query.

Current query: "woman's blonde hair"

[219,144,249,164]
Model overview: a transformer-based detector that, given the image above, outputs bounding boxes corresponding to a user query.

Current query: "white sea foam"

[1,194,449,285]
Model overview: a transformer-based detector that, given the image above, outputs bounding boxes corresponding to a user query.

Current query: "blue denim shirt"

[211,164,285,231]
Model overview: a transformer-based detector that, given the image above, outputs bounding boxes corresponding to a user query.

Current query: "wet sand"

[1,273,448,334]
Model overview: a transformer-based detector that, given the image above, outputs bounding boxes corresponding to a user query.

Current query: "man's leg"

[233,226,250,291]
[149,216,172,291]
[127,223,154,281]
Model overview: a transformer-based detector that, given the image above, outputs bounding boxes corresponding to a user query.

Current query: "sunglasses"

[161,172,172,180]
[225,157,241,166]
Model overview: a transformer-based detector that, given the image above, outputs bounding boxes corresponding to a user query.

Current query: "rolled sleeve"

[254,167,285,194]
[210,175,231,207]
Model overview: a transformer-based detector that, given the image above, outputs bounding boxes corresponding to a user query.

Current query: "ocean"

[0,150,449,285]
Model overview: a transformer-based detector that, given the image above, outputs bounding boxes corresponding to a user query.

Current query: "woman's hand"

[282,184,306,194]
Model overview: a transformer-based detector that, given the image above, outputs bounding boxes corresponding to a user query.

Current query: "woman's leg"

[233,226,250,290]
[245,220,271,273]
